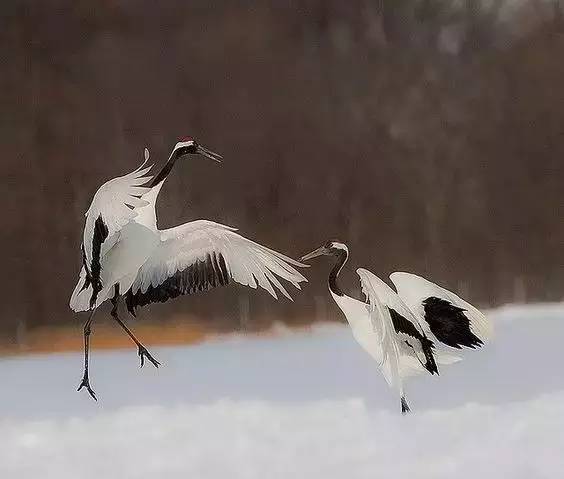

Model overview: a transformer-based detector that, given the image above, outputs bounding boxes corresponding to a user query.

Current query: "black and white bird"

[301,240,492,414]
[70,139,307,400]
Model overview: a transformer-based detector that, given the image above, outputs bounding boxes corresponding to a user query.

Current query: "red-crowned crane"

[301,240,492,414]
[70,139,307,399]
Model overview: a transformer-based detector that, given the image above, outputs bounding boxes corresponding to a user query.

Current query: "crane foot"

[77,373,97,401]
[138,345,160,368]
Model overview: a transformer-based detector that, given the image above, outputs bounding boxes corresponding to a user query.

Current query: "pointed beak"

[196,144,223,163]
[300,246,327,262]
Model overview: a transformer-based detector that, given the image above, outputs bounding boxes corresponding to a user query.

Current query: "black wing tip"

[447,335,484,349]
[401,396,411,415]
[125,252,231,312]
[392,308,440,375]
[389,308,423,340]
[421,338,439,375]
[426,361,439,375]
[78,278,91,293]
[423,296,484,350]
[95,214,110,238]
[466,337,484,349]
[88,215,110,308]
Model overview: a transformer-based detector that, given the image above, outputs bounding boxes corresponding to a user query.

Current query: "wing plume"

[390,272,493,349]
[125,220,307,314]
[70,157,155,311]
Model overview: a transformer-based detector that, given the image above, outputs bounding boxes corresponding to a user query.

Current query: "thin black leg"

[77,308,97,401]
[111,285,160,368]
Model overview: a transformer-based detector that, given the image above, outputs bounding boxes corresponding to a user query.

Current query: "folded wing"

[357,268,406,393]
[125,220,307,314]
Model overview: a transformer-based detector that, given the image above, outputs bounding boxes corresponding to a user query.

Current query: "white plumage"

[130,220,304,301]
[82,159,153,265]
[70,140,307,400]
[71,143,306,312]
[301,240,492,413]
[390,272,493,347]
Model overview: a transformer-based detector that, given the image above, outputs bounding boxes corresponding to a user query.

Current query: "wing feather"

[83,158,154,263]
[357,268,404,393]
[70,157,155,311]
[125,220,307,313]
[390,272,493,349]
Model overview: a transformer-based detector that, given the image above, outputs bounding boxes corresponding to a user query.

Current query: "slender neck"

[328,249,348,296]
[148,149,182,188]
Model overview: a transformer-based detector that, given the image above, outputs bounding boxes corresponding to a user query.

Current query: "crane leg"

[77,309,97,401]
[111,286,160,368]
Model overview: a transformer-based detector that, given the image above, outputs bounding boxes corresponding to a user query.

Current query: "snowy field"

[1,303,564,478]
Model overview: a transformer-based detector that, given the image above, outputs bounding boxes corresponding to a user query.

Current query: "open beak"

[196,144,223,163]
[300,246,327,262]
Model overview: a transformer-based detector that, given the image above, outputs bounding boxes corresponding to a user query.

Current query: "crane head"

[301,240,348,261]
[173,137,223,163]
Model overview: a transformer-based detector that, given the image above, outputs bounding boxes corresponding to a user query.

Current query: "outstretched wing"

[125,220,307,314]
[390,272,493,349]
[83,158,153,262]
[73,156,154,310]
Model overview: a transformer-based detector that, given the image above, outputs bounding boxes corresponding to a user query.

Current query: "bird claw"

[138,345,160,368]
[77,374,97,401]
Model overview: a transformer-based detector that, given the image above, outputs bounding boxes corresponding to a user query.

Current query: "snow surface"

[1,303,564,478]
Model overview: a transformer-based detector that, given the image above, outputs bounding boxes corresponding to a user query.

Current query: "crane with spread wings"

[70,139,307,400]
[301,240,492,413]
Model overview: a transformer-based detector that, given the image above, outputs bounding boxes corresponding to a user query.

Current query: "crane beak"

[196,144,223,163]
[300,246,327,262]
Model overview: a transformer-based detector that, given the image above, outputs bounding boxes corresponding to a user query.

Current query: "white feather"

[71,145,307,316]
[129,220,307,300]
[357,269,404,395]
[82,158,154,264]
[390,272,493,345]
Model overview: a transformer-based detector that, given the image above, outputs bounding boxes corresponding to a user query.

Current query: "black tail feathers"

[401,396,411,415]
[421,337,439,375]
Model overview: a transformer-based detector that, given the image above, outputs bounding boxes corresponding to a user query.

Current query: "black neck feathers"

[328,249,348,296]
[148,149,182,188]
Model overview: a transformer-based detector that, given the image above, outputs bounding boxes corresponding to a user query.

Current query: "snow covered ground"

[1,303,564,478]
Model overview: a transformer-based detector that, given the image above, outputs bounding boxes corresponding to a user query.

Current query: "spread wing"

[390,272,493,349]
[358,270,438,375]
[83,157,153,263]
[71,155,154,310]
[125,220,307,314]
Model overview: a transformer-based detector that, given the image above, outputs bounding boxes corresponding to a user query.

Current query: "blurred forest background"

[2,0,564,347]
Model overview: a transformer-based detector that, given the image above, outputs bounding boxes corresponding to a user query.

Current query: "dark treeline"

[2,0,564,338]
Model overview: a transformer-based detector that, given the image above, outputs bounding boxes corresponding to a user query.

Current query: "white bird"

[301,240,493,413]
[70,138,307,400]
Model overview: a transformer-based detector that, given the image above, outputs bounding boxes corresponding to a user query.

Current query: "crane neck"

[329,249,348,297]
[148,149,182,188]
